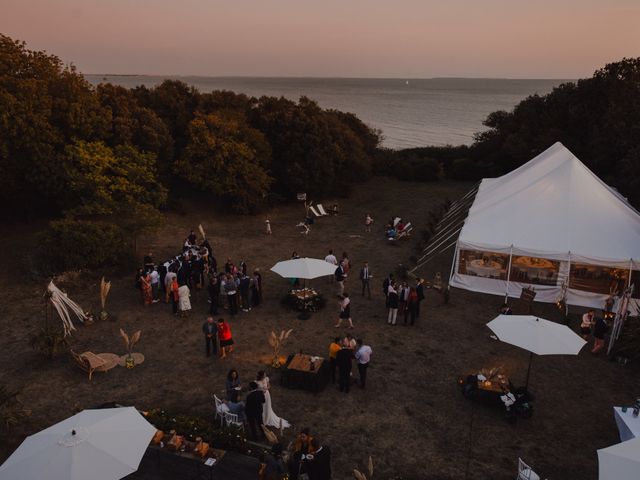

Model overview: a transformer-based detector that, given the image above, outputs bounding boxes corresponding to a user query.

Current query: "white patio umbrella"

[270,257,337,279]
[0,407,156,480]
[486,315,587,389]
[598,437,640,480]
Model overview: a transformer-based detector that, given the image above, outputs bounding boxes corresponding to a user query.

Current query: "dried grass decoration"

[353,456,374,480]
[268,329,293,368]
[99,276,111,321]
[120,328,142,368]
[46,281,87,337]
[198,223,206,240]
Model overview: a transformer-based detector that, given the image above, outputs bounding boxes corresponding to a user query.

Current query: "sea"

[84,75,570,150]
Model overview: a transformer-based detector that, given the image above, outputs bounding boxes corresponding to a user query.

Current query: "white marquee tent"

[449,142,640,310]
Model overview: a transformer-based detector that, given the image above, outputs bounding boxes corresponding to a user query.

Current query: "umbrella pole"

[524,352,533,391]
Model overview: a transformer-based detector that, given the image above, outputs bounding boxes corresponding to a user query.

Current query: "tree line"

[0,34,380,272]
[2,33,639,273]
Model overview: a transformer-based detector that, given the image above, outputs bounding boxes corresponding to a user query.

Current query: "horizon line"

[83,73,576,82]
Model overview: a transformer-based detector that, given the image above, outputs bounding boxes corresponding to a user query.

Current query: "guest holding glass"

[226,369,241,402]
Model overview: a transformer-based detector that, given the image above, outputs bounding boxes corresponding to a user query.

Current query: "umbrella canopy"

[0,407,156,480]
[598,437,640,480]
[487,315,586,355]
[270,257,337,280]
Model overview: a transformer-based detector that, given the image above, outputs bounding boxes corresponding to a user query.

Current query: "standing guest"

[239,259,248,276]
[325,249,337,284]
[360,262,372,299]
[324,249,338,266]
[581,309,595,340]
[591,315,608,354]
[334,264,346,296]
[143,252,155,273]
[328,337,341,383]
[165,267,177,303]
[265,219,272,235]
[202,316,218,358]
[218,318,234,358]
[170,277,180,315]
[307,438,331,480]
[398,281,409,318]
[224,275,238,316]
[365,213,374,232]
[149,268,160,303]
[341,252,351,274]
[252,270,262,307]
[405,287,418,325]
[139,271,153,306]
[178,284,191,316]
[416,278,425,317]
[240,273,251,312]
[387,283,399,325]
[187,229,197,245]
[336,340,354,394]
[245,381,265,441]
[383,274,394,307]
[355,339,372,389]
[290,428,314,480]
[334,293,353,328]
[226,369,241,402]
[207,274,220,315]
[224,258,234,274]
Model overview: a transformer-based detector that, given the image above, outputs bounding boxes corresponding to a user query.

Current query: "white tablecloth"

[614,406,640,442]
[467,259,502,278]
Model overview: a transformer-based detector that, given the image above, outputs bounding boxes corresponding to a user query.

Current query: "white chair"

[309,206,321,217]
[212,394,225,426]
[317,204,329,216]
[222,411,244,431]
[393,217,401,227]
[517,458,540,480]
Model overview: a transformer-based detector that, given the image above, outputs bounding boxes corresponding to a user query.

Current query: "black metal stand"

[524,352,533,391]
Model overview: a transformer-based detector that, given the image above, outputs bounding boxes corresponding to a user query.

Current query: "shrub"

[35,219,128,274]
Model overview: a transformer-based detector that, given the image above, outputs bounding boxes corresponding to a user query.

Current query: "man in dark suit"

[416,278,425,317]
[336,341,354,394]
[307,438,331,480]
[383,273,393,307]
[359,261,372,299]
[202,316,217,357]
[245,381,265,440]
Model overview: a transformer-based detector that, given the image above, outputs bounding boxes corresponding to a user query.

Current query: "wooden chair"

[70,350,119,381]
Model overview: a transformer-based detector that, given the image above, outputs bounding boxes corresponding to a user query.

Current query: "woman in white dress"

[255,371,290,429]
[178,284,191,316]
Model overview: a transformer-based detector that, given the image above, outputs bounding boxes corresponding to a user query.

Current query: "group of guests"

[383,275,425,325]
[202,316,235,358]
[134,229,263,318]
[259,428,331,480]
[328,335,373,393]
[217,369,290,441]
[385,217,410,239]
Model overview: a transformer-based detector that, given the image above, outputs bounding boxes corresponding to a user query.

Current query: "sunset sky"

[2,0,639,78]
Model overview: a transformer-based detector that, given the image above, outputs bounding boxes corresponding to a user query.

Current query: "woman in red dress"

[140,271,153,305]
[217,318,234,358]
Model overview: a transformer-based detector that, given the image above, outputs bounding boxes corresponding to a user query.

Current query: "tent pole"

[504,246,514,303]
[628,259,633,288]
[524,352,533,391]
[448,242,459,289]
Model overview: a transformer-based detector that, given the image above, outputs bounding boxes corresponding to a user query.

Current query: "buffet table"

[285,288,324,312]
[280,353,330,392]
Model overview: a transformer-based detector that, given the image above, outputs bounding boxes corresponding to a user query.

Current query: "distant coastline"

[85,75,569,149]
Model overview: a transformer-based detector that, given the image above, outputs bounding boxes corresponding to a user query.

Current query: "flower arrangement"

[268,329,293,368]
